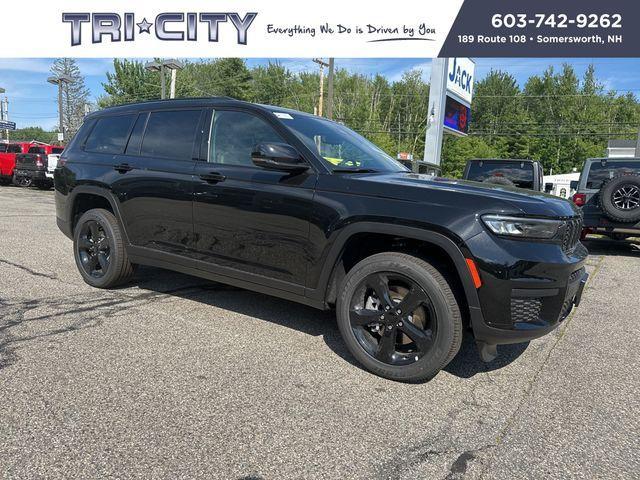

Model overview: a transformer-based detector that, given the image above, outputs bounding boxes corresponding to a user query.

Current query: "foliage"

[9,126,58,144]
[95,59,640,177]
[50,58,91,138]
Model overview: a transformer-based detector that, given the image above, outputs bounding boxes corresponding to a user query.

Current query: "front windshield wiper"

[332,168,379,173]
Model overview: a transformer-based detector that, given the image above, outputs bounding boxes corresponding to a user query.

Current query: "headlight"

[481,215,561,239]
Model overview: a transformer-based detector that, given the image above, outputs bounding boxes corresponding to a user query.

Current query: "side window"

[209,110,284,166]
[85,114,135,154]
[125,113,149,156]
[140,110,202,161]
[7,144,23,153]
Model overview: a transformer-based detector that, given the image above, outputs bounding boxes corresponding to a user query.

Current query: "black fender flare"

[66,184,131,244]
[308,222,481,310]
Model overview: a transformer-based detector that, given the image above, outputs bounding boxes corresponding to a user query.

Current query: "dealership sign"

[0,121,16,130]
[446,57,475,105]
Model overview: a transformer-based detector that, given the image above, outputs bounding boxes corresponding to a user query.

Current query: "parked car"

[462,159,544,191]
[0,142,37,185]
[55,99,588,382]
[14,144,65,188]
[572,157,640,240]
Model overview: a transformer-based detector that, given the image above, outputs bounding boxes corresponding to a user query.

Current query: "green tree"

[50,58,91,137]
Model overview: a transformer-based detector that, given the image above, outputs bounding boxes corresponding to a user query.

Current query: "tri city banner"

[0,0,638,58]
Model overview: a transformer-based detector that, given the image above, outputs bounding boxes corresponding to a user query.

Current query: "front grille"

[511,298,542,323]
[561,217,582,253]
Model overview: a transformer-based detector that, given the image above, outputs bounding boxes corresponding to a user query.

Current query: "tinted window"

[125,113,148,155]
[52,147,64,154]
[85,114,135,154]
[466,161,534,189]
[141,110,201,161]
[7,144,23,153]
[0,144,6,153]
[586,161,640,189]
[28,147,46,154]
[209,111,283,166]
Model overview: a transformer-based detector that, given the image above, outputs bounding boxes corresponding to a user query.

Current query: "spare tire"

[598,173,640,223]
[483,176,515,187]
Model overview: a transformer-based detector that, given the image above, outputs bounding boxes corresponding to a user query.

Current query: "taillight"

[572,193,586,207]
[35,156,44,167]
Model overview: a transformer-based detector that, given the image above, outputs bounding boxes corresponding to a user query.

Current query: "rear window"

[85,114,136,154]
[585,161,640,190]
[140,110,201,161]
[28,147,46,154]
[466,161,534,189]
[7,144,23,153]
[52,147,64,154]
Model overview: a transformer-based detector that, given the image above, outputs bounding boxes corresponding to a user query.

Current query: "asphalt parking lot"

[0,187,639,480]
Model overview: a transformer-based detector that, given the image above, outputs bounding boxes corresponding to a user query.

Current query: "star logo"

[137,18,152,34]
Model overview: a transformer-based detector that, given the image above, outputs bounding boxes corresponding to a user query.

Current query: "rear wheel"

[73,208,136,288]
[336,252,462,382]
[13,175,32,187]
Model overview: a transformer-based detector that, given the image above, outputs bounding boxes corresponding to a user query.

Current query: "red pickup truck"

[0,142,37,185]
[14,144,65,188]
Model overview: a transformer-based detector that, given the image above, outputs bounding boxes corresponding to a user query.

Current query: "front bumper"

[465,231,588,346]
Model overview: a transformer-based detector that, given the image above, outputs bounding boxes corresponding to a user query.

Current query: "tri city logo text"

[61,12,258,46]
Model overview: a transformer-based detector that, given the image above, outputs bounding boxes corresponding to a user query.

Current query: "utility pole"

[47,74,73,142]
[313,58,330,117]
[326,58,335,120]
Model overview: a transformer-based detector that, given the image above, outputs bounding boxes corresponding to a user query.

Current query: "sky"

[1,57,639,130]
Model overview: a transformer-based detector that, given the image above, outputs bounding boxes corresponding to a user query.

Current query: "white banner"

[0,0,463,58]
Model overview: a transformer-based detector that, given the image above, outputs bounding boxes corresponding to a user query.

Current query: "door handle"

[200,172,226,183]
[114,163,133,173]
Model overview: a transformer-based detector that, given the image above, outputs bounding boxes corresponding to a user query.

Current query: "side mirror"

[251,143,309,173]
[570,180,578,190]
[544,183,553,193]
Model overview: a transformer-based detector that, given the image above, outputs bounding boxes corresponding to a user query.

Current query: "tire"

[73,208,136,288]
[336,252,462,382]
[13,175,32,187]
[483,176,515,187]
[598,174,640,223]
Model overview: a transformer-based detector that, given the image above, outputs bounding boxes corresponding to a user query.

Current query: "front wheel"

[336,252,462,382]
[73,208,136,288]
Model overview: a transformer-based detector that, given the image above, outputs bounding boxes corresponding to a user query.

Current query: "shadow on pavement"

[582,236,640,257]
[127,266,529,382]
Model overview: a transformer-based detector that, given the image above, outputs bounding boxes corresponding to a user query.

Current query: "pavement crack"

[0,258,58,279]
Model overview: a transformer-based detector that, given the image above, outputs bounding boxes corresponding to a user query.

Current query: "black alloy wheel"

[337,252,462,382]
[77,219,111,278]
[349,272,436,366]
[612,184,640,211]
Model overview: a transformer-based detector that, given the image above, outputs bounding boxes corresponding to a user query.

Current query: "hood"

[335,172,579,218]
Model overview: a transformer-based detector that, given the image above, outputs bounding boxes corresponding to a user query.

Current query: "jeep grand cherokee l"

[54,98,588,382]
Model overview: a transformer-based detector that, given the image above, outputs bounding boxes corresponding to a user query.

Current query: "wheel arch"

[67,186,130,244]
[311,222,481,314]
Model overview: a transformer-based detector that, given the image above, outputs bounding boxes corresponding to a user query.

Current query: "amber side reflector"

[465,258,482,289]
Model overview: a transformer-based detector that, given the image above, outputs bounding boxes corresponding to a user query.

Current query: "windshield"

[275,112,408,173]
[466,161,534,189]
[585,160,640,190]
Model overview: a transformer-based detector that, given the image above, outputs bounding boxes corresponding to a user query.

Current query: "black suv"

[572,157,640,239]
[55,98,588,382]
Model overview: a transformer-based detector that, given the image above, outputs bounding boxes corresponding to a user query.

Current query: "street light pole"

[146,60,184,100]
[47,74,74,142]
[0,87,6,141]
